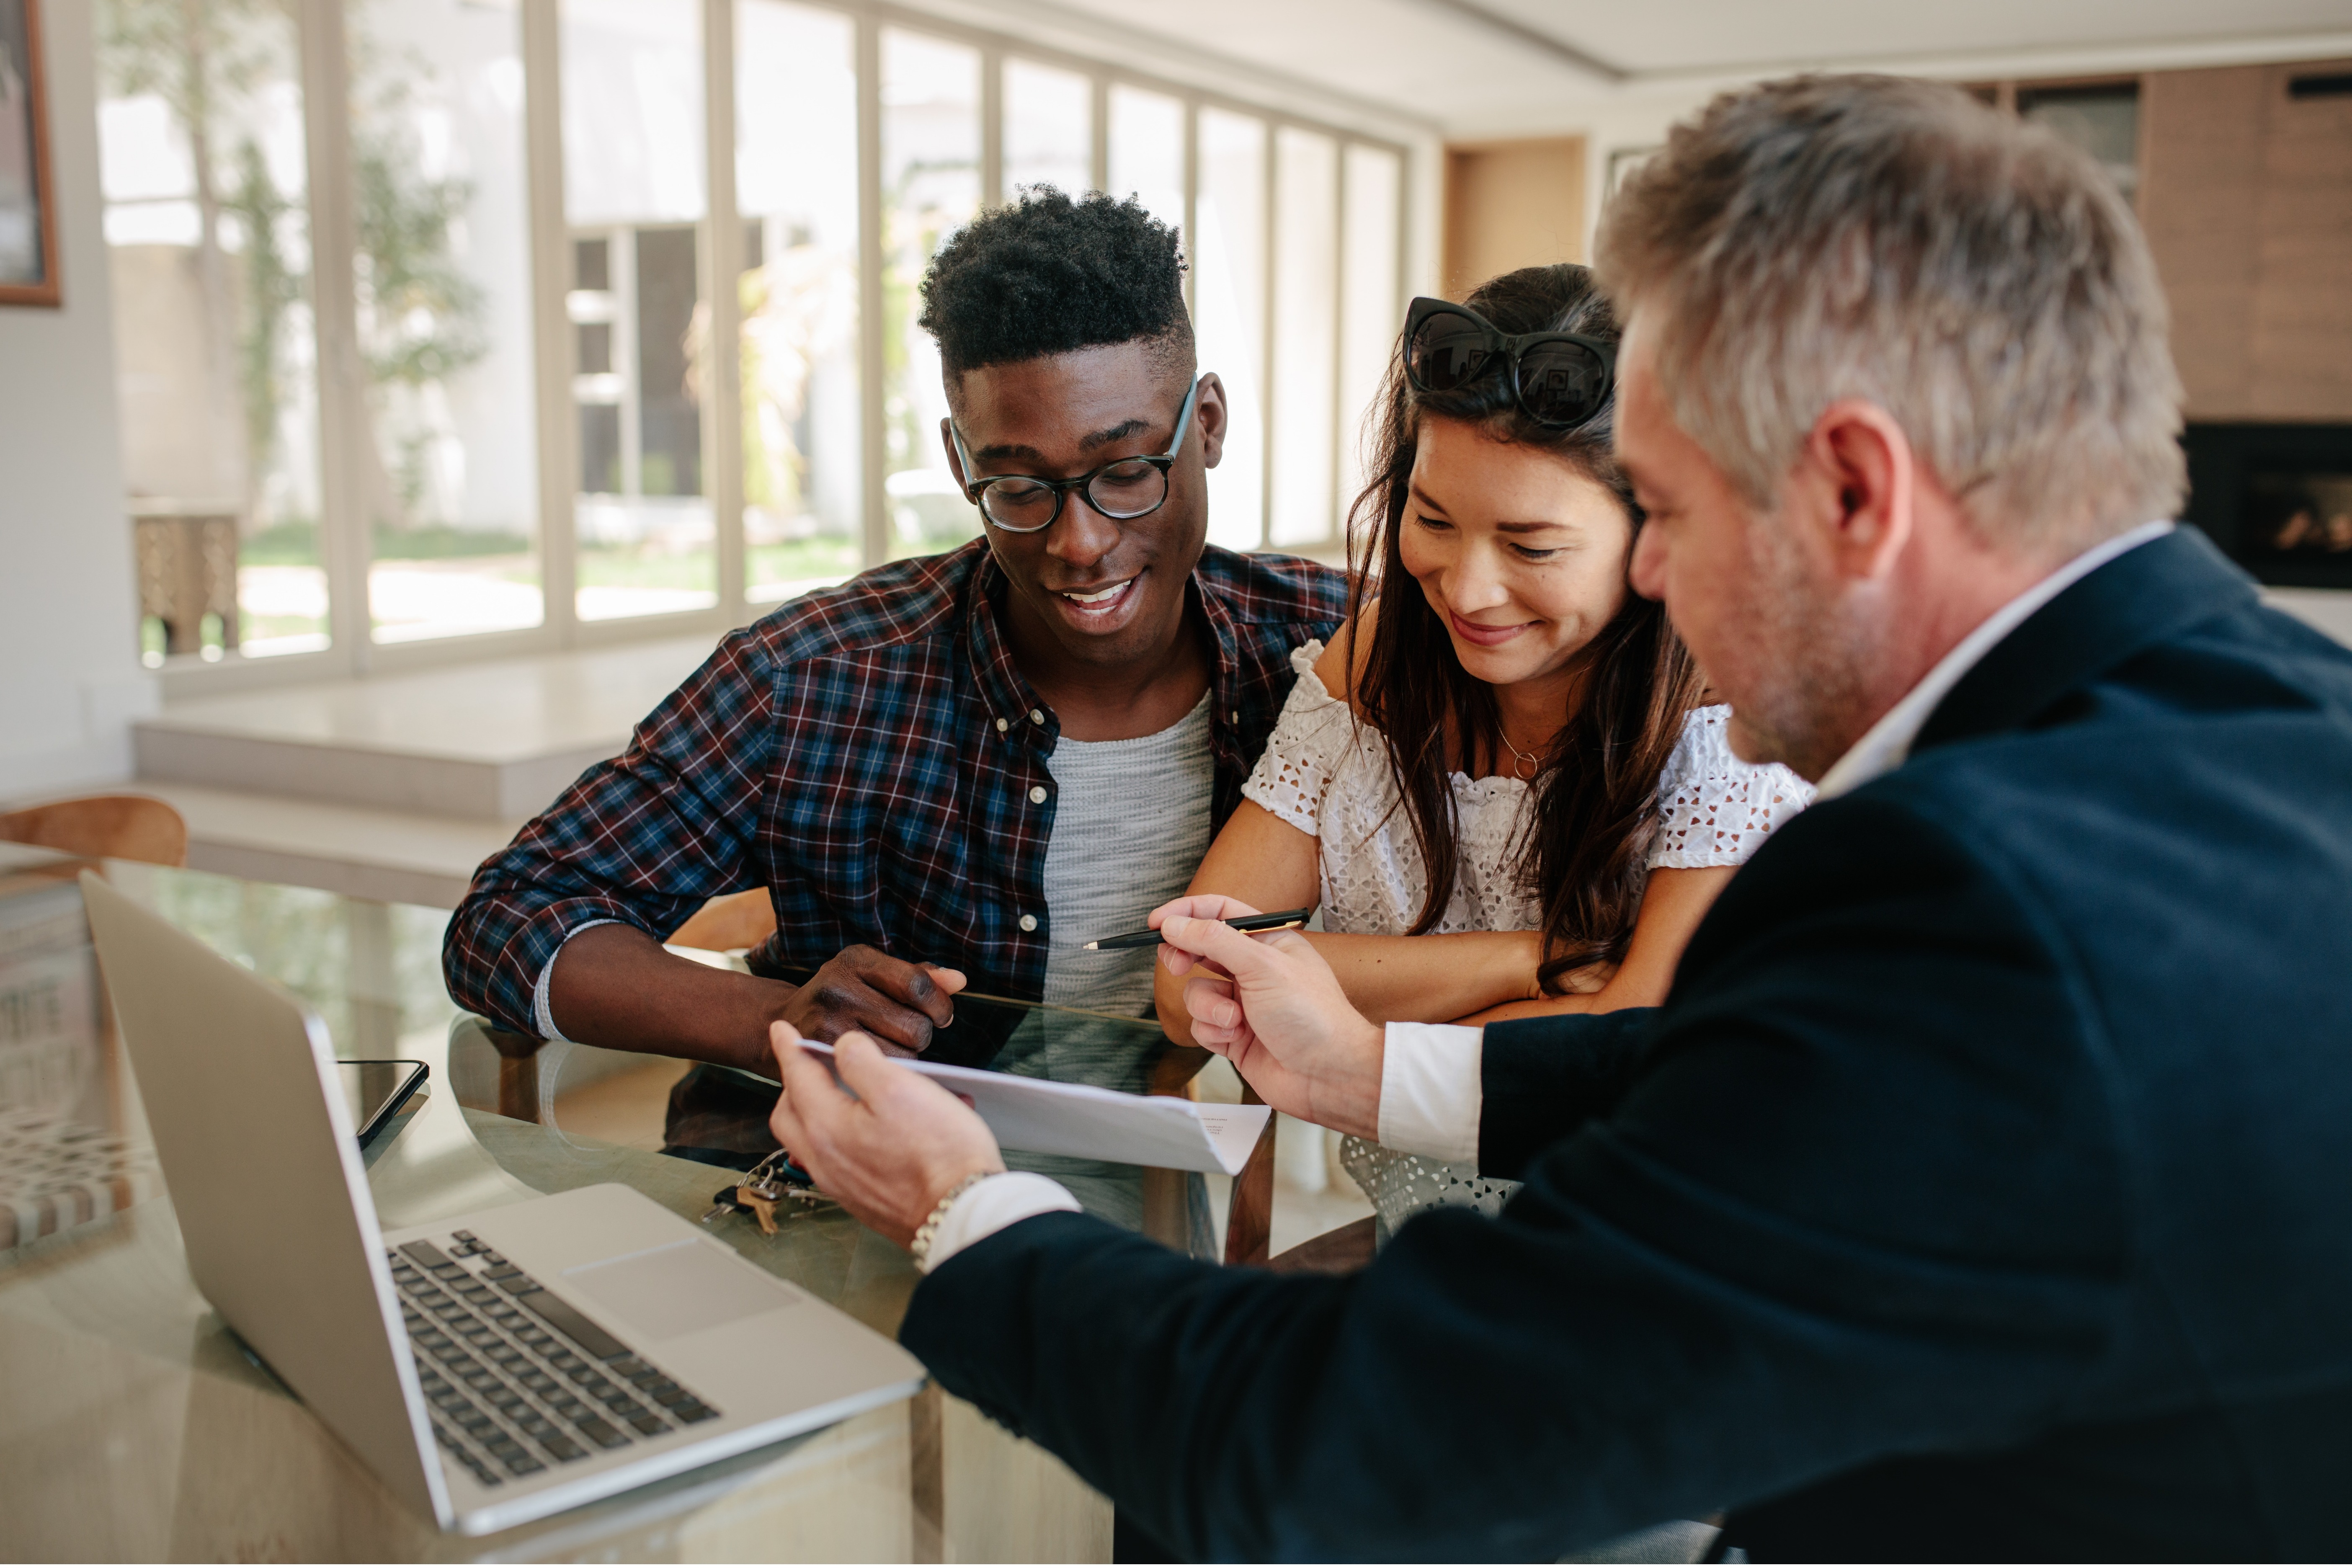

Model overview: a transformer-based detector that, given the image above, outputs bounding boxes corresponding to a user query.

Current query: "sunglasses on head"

[1402,297,1617,429]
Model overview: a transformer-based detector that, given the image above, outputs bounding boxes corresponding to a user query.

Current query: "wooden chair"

[665,888,779,952]
[0,794,187,867]
[1268,1215,1377,1274]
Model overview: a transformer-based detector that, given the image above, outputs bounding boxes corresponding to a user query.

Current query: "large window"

[1269,127,1337,547]
[562,0,715,622]
[735,0,860,603]
[1003,59,1089,198]
[356,0,542,645]
[95,0,1415,686]
[1195,107,1266,553]
[880,30,981,561]
[97,0,322,662]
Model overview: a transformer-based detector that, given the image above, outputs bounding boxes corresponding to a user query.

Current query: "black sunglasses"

[1402,297,1617,429]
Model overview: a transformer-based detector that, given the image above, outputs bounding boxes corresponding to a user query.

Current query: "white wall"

[0,0,152,799]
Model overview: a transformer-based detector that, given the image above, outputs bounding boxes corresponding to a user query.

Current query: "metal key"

[737,1185,783,1235]
[698,1150,836,1233]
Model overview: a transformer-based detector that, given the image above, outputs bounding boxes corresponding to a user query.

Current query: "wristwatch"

[910,1172,993,1269]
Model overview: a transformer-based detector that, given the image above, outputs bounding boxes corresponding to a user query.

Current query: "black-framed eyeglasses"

[948,377,1203,534]
[1402,297,1616,429]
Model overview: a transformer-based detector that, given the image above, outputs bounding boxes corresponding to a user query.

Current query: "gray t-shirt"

[1041,694,1215,1014]
[994,692,1213,1093]
[989,693,1215,1242]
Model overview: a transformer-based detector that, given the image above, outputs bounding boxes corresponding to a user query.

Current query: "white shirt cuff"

[918,1171,1083,1273]
[532,919,622,1042]
[1377,1021,1484,1163]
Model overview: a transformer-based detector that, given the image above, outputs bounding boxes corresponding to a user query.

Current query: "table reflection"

[1,853,1132,1559]
[116,863,1231,1259]
[485,965,1220,1256]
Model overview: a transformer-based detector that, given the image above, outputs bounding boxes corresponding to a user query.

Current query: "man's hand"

[769,1023,1004,1248]
[1153,895,1385,1140]
[781,946,967,1056]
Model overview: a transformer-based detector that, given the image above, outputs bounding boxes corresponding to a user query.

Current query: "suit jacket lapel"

[1911,528,2259,757]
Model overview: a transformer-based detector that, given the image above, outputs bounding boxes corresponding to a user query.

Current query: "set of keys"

[700,1149,837,1235]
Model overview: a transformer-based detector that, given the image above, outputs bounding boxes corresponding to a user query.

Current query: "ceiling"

[983,0,2352,134]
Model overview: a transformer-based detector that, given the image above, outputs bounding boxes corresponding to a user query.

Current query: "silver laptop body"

[80,871,926,1536]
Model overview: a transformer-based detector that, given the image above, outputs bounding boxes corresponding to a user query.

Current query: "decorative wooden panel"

[1442,137,1588,300]
[2143,61,2352,423]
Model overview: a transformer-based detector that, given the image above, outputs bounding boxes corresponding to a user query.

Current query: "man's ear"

[938,416,970,494]
[1801,398,1914,583]
[1194,372,1228,471]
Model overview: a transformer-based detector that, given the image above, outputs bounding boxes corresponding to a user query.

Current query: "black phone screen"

[337,1059,429,1145]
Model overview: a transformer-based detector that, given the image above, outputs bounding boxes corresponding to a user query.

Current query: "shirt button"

[1028,709,1044,725]
[1028,785,1048,804]
[995,717,1008,732]
[1230,710,1240,724]
[1018,914,1038,933]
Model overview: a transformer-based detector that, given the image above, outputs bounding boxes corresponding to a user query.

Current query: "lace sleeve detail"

[1240,640,1355,838]
[1648,706,1815,869]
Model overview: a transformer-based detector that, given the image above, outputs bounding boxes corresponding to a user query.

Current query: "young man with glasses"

[442,192,1345,1107]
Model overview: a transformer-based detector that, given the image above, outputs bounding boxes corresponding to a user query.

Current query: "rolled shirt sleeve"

[442,629,782,1036]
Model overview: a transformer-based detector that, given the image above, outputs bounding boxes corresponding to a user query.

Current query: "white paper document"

[799,1044,1271,1176]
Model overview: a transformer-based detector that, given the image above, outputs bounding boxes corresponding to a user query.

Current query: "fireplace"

[2182,423,2352,591]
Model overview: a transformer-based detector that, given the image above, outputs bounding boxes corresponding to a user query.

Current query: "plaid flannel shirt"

[443,540,1347,1037]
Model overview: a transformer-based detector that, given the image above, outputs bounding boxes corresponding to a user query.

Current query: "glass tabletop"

[52,855,1227,1318]
[2,846,1156,1557]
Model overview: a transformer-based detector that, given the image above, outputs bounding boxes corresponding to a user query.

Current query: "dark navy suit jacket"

[900,529,2352,1561]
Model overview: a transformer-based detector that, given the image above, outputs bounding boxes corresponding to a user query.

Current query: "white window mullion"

[1329,142,1349,547]
[704,0,748,628]
[855,12,888,571]
[981,48,1005,209]
[1258,122,1277,551]
[297,0,369,673]
[521,0,578,646]
[1089,75,1109,194]
[1181,99,1199,322]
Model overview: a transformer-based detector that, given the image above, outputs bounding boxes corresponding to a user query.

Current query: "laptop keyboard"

[387,1230,721,1488]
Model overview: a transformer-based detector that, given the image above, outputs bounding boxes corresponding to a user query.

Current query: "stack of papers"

[797,1043,1270,1176]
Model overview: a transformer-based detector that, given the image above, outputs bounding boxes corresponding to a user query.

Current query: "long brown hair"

[1346,265,1703,991]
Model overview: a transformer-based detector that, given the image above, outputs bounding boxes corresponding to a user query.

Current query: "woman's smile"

[1444,608,1537,648]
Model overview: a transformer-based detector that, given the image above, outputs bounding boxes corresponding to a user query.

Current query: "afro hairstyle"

[917,187,1192,382]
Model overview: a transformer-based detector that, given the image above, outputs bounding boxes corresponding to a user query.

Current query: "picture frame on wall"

[0,0,58,308]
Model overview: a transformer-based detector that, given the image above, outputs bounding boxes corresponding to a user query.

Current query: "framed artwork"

[0,0,58,308]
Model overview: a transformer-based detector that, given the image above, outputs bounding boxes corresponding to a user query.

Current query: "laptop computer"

[78,871,927,1536]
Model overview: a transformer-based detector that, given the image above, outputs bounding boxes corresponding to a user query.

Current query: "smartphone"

[337,1058,429,1145]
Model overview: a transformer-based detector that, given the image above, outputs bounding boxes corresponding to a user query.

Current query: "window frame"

[134,0,1421,697]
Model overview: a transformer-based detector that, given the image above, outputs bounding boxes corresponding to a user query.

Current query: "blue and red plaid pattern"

[443,540,1347,1036]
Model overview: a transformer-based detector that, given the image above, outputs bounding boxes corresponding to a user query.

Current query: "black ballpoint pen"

[1081,908,1314,952]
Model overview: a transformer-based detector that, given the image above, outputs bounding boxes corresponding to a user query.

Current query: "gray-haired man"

[764,75,2352,1560]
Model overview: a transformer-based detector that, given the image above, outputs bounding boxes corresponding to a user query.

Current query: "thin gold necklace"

[1496,728,1543,781]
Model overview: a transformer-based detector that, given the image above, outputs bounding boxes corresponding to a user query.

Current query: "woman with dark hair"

[1155,264,1810,1240]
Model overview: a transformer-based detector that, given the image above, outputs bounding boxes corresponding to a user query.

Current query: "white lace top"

[1242,642,1812,941]
[1241,640,1814,1245]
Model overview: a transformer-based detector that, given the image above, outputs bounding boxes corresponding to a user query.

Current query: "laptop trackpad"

[564,1239,800,1342]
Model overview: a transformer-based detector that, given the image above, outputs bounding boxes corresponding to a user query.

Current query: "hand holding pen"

[1081,906,1313,951]
[1142,894,1384,1139]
